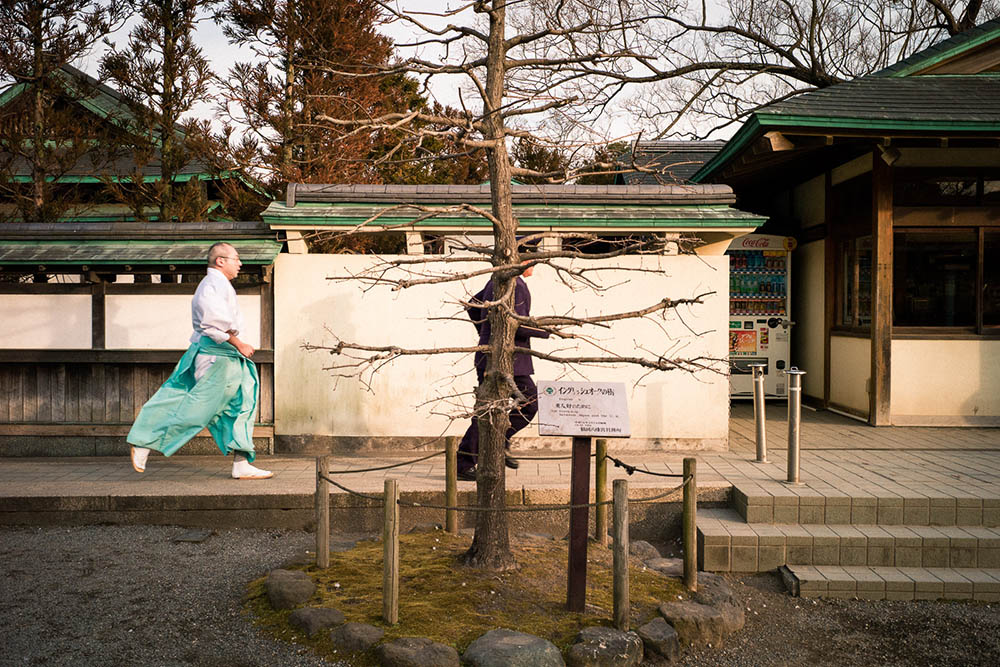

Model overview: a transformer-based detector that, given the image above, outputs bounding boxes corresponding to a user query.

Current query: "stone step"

[780,564,1000,602]
[697,508,1000,573]
[733,484,1000,527]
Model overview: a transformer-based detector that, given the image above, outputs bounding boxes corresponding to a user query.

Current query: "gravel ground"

[3,525,999,666]
[1,525,336,667]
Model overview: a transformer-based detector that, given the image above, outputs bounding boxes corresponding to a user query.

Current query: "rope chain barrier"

[325,449,598,475]
[606,454,685,478]
[318,473,688,513]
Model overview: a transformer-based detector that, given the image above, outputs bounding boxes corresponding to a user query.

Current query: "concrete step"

[781,564,1000,602]
[697,508,1000,573]
[733,484,1000,527]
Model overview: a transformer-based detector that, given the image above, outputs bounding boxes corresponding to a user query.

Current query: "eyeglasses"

[218,256,241,263]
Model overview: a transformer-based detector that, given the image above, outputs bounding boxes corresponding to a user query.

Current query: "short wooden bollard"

[595,439,608,546]
[315,456,330,569]
[445,436,458,534]
[383,479,400,624]
[683,457,697,592]
[612,479,629,631]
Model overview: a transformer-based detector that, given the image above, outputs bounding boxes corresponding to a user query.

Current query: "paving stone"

[929,498,957,526]
[902,497,930,525]
[845,566,886,600]
[798,504,824,524]
[744,504,773,523]
[731,546,758,572]
[851,498,877,525]
[773,504,799,524]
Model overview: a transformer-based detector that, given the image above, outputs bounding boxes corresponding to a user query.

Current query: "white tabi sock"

[130,446,150,473]
[232,455,272,480]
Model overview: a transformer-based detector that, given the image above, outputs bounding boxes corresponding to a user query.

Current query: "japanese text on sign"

[537,381,630,437]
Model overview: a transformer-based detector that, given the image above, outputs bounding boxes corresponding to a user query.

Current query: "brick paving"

[0,402,997,525]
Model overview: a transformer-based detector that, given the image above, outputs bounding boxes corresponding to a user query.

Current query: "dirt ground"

[676,571,1000,667]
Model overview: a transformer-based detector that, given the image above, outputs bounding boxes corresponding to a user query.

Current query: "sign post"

[538,381,630,613]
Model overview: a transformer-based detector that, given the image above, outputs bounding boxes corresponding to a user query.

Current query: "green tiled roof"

[262,202,765,230]
[0,236,281,266]
[873,17,1000,77]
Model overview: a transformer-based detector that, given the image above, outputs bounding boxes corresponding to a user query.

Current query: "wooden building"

[0,222,281,455]
[693,18,1000,425]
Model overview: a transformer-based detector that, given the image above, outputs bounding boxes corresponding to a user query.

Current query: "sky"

[75,0,728,143]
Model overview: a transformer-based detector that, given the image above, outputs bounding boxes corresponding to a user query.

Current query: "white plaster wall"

[0,294,92,349]
[830,335,870,415]
[791,240,826,400]
[274,253,729,445]
[105,295,261,349]
[792,175,825,228]
[891,339,1000,420]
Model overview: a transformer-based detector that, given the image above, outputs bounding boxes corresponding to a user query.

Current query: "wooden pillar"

[870,152,893,426]
[91,281,106,350]
[823,171,834,408]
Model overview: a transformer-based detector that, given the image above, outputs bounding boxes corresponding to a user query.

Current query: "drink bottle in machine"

[726,234,795,398]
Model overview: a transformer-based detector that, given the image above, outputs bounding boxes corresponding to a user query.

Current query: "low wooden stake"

[613,478,629,631]
[383,479,399,624]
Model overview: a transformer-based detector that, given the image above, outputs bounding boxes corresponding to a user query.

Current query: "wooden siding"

[0,360,274,428]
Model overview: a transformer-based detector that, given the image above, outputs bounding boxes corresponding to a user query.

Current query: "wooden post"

[870,151,893,425]
[612,478,629,631]
[315,456,330,569]
[567,436,591,612]
[595,439,608,546]
[383,479,399,625]
[683,457,697,592]
[445,436,458,534]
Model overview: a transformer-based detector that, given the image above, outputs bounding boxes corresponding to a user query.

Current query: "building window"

[894,229,976,327]
[895,171,999,207]
[837,227,999,333]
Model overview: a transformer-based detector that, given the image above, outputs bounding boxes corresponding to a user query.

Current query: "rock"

[329,622,385,652]
[377,636,460,667]
[691,573,745,634]
[644,558,683,577]
[462,628,565,667]
[565,626,643,666]
[659,600,733,649]
[629,541,661,561]
[636,617,680,663]
[407,523,443,534]
[265,569,316,610]
[288,607,345,637]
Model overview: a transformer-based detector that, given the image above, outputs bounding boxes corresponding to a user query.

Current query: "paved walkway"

[1,403,998,525]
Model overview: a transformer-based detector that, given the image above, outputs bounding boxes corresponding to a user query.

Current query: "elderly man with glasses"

[127,242,271,479]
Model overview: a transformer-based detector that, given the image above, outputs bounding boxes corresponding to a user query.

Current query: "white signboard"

[537,381,630,437]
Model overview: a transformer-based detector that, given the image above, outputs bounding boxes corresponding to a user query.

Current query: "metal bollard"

[748,362,768,463]
[784,367,806,485]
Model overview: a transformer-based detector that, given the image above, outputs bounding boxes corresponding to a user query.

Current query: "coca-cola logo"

[741,238,770,248]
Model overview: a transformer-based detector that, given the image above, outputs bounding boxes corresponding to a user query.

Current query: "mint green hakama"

[127,336,260,462]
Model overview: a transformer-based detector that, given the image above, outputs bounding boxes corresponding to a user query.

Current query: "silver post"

[784,367,806,485]
[748,362,768,463]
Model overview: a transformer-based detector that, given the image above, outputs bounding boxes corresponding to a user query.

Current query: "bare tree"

[304,0,729,570]
[100,0,218,222]
[628,0,999,138]
[0,0,129,221]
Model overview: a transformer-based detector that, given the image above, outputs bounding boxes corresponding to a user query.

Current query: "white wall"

[274,253,730,448]
[892,339,1000,423]
[792,175,825,228]
[105,295,261,349]
[830,335,870,416]
[0,294,92,349]
[792,240,826,399]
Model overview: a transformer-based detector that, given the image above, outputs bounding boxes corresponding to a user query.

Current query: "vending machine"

[726,234,795,398]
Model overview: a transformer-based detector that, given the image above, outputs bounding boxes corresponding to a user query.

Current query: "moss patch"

[246,531,686,665]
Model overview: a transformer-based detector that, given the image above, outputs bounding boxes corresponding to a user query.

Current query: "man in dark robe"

[457,264,549,480]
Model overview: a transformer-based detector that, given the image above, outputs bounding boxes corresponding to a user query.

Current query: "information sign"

[537,381,630,437]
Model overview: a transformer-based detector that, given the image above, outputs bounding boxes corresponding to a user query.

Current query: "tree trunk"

[159,0,176,222]
[31,17,44,221]
[462,0,517,571]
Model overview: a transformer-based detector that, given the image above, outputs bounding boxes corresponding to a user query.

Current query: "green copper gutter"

[691,113,1000,182]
